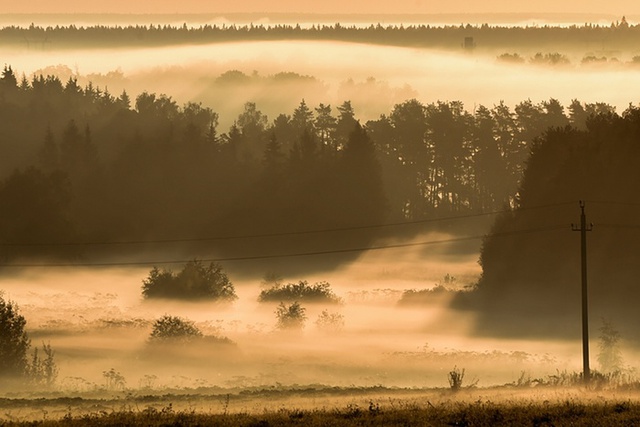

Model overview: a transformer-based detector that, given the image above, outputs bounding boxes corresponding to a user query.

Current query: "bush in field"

[259,280,341,304]
[275,302,307,330]
[103,368,126,391]
[0,293,58,387]
[142,260,237,301]
[448,366,465,392]
[148,315,203,343]
[530,52,570,65]
[597,318,623,373]
[398,285,453,305]
[497,52,525,63]
[27,343,58,387]
[148,315,235,347]
[0,293,30,378]
[315,310,345,333]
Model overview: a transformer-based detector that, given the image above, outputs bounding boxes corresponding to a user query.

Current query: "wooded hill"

[0,65,617,266]
[454,110,640,339]
[1,19,638,52]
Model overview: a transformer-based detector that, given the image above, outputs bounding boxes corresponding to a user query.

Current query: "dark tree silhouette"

[0,65,603,265]
[236,102,268,161]
[472,105,509,211]
[275,301,307,330]
[259,280,341,303]
[340,122,387,225]
[455,108,640,339]
[335,100,358,149]
[0,168,77,261]
[148,315,203,343]
[314,103,337,151]
[142,260,237,301]
[291,99,314,138]
[0,294,30,379]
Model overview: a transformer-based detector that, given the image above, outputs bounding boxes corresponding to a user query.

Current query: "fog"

[0,230,600,392]
[3,40,640,129]
[3,34,640,397]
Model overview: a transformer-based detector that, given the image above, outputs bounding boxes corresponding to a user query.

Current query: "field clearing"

[2,386,640,425]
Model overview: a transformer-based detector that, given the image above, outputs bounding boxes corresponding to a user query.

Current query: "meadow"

[3,386,640,425]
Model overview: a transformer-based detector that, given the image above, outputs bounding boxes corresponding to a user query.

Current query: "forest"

[453,109,640,340]
[1,19,639,52]
[0,65,615,266]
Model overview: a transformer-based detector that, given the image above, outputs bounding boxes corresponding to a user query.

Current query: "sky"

[2,0,638,15]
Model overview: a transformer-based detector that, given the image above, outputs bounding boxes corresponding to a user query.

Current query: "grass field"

[2,386,640,426]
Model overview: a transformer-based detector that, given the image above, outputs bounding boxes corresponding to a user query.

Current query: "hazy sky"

[3,0,638,15]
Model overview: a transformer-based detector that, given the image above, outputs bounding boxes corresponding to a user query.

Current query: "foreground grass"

[2,401,640,426]
[2,392,640,426]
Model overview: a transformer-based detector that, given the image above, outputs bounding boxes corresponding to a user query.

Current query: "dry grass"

[2,386,640,426]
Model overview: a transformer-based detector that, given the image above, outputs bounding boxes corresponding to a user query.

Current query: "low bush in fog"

[0,293,58,388]
[148,315,234,346]
[142,260,237,301]
[530,52,570,65]
[275,302,307,330]
[0,293,30,379]
[149,315,204,343]
[397,285,456,305]
[259,280,341,304]
[597,319,623,373]
[315,309,345,333]
[497,52,525,63]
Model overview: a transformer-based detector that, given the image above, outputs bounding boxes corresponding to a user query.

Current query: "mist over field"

[0,241,583,391]
[4,39,640,130]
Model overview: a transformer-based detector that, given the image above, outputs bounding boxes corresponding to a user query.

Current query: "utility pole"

[572,201,593,385]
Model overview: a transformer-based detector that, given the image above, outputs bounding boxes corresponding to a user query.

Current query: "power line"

[585,200,640,208]
[0,224,566,268]
[0,209,504,247]
[598,224,640,230]
[0,201,576,248]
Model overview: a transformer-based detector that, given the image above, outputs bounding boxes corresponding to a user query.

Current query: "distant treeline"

[0,65,616,262]
[1,19,639,51]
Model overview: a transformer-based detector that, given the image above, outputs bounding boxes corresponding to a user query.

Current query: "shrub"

[315,310,345,333]
[103,368,126,391]
[27,343,58,387]
[581,55,608,64]
[142,260,237,301]
[398,285,453,305]
[597,318,623,373]
[448,366,465,392]
[530,52,570,65]
[497,52,525,63]
[0,294,59,387]
[259,280,341,303]
[148,315,203,343]
[148,315,235,348]
[275,302,307,330]
[0,293,30,379]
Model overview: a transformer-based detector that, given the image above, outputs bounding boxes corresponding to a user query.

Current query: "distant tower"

[463,36,475,51]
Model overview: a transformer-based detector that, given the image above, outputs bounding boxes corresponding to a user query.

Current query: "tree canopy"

[0,65,614,270]
[454,107,640,339]
[142,261,237,301]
